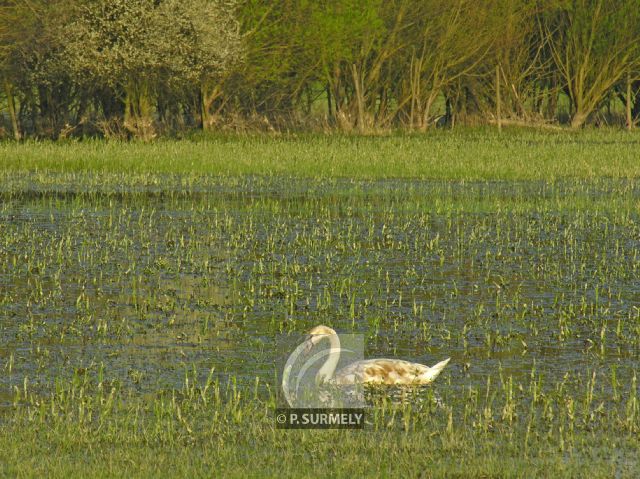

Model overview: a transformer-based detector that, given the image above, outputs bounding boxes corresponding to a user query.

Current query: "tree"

[393,0,493,130]
[0,0,73,139]
[64,0,241,139]
[490,0,551,122]
[543,0,640,128]
[308,0,390,131]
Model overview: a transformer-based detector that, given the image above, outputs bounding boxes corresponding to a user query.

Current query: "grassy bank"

[1,128,640,179]
[1,371,638,478]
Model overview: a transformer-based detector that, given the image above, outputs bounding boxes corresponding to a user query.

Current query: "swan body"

[330,357,451,385]
[306,325,450,386]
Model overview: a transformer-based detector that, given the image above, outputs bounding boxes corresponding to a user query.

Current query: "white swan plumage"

[305,325,450,386]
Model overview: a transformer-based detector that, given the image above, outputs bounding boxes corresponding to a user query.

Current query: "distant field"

[2,128,640,179]
[1,131,639,477]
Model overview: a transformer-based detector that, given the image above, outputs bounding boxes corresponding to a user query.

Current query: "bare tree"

[543,0,640,128]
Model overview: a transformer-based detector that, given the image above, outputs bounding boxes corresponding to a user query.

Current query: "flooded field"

[1,172,639,476]
[2,175,640,397]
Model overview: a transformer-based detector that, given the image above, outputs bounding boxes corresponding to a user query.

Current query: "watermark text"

[275,408,365,429]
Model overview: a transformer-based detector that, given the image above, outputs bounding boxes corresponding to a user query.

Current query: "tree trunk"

[445,96,452,127]
[409,54,418,130]
[496,64,501,132]
[570,111,587,129]
[626,73,632,130]
[545,75,559,121]
[420,94,437,132]
[351,64,366,133]
[124,80,155,140]
[200,85,208,130]
[4,80,21,140]
[201,84,223,131]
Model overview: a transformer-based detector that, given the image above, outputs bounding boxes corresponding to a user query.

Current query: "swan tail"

[421,358,450,383]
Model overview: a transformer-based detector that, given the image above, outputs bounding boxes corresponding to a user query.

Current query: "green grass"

[1,128,640,179]
[1,369,638,478]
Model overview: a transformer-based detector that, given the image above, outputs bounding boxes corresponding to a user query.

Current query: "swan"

[304,325,450,386]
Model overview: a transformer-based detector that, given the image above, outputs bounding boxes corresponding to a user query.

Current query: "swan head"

[304,325,337,354]
[308,325,336,336]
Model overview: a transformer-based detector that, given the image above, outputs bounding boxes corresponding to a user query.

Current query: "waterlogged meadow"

[1,133,640,477]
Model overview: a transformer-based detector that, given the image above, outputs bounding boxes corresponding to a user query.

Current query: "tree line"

[2,0,640,140]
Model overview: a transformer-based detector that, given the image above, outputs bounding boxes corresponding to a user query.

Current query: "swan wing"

[334,358,450,385]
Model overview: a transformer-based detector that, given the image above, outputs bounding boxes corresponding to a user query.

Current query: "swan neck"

[317,333,341,382]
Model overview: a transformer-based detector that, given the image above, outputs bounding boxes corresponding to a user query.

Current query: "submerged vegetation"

[1,133,639,476]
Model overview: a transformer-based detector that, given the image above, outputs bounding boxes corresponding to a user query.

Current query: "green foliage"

[61,0,241,138]
[2,0,640,138]
[65,0,239,90]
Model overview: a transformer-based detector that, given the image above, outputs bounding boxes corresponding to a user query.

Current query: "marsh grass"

[2,128,640,179]
[1,368,639,477]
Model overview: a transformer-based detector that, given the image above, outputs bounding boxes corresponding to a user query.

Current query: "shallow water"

[1,176,639,409]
